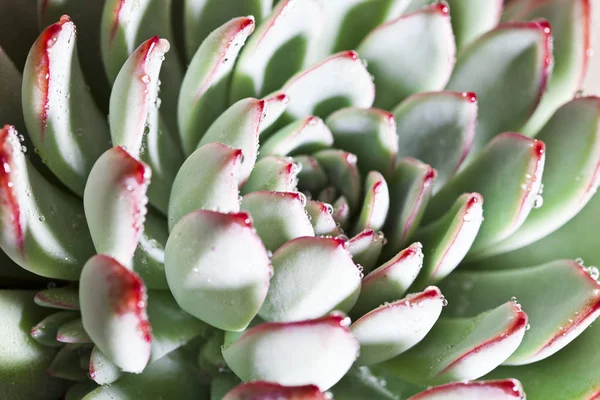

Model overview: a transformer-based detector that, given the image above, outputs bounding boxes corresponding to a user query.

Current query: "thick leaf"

[352,287,443,366]
[313,149,362,212]
[0,125,95,280]
[440,260,600,365]
[183,0,271,62]
[165,210,272,331]
[79,255,151,373]
[47,344,92,381]
[259,237,361,322]
[486,97,600,255]
[65,382,98,400]
[425,133,544,259]
[507,0,592,135]
[22,16,110,195]
[222,313,359,390]
[305,200,340,237]
[358,4,455,110]
[410,193,483,288]
[241,155,299,194]
[346,229,385,274]
[260,116,333,158]
[230,0,321,101]
[198,330,226,374]
[223,381,326,400]
[355,171,390,233]
[260,92,290,135]
[276,51,375,129]
[34,287,79,310]
[168,143,241,230]
[133,211,169,290]
[333,196,351,232]
[241,191,314,252]
[30,311,79,347]
[330,366,422,400]
[89,347,122,385]
[295,155,328,193]
[408,379,525,400]
[198,98,265,184]
[84,147,150,267]
[326,107,398,177]
[392,91,477,190]
[383,302,528,385]
[446,0,503,50]
[178,16,255,155]
[446,21,552,152]
[351,243,424,317]
[57,319,91,344]
[382,158,436,258]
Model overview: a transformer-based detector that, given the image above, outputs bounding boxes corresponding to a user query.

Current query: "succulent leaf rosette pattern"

[0,0,599,399]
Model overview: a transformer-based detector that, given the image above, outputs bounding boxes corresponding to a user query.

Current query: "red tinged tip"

[354,287,441,325]
[231,211,253,227]
[462,92,477,103]
[110,0,126,43]
[348,229,375,245]
[332,236,347,248]
[344,50,359,60]
[579,0,592,89]
[423,167,437,186]
[34,292,78,310]
[275,93,289,103]
[466,193,483,209]
[114,146,150,185]
[0,126,24,255]
[224,381,327,400]
[243,313,352,339]
[238,16,256,32]
[532,139,545,158]
[430,2,450,16]
[362,243,422,285]
[89,363,96,379]
[409,379,524,399]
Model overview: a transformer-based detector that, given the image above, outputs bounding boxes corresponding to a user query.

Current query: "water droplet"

[576,257,585,266]
[525,323,531,331]
[533,194,544,209]
[38,215,45,222]
[340,316,351,327]
[298,192,307,207]
[139,74,151,84]
[587,266,599,280]
[325,203,334,215]
[511,296,518,303]
[440,295,448,307]
[356,264,364,279]
[21,146,27,153]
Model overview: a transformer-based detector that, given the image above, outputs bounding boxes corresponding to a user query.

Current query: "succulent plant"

[0,0,598,399]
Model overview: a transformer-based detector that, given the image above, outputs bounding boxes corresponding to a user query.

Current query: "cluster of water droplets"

[575,257,599,280]
[510,296,531,331]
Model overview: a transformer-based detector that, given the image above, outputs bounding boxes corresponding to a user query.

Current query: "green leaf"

[0,290,66,400]
[410,193,483,288]
[330,366,418,400]
[240,191,314,252]
[47,344,92,381]
[89,346,122,385]
[358,4,455,110]
[347,229,385,274]
[22,16,110,195]
[446,0,503,50]
[355,171,390,233]
[313,149,362,212]
[392,91,477,190]
[183,0,272,62]
[79,255,151,373]
[295,155,328,193]
[382,301,528,385]
[425,133,545,259]
[484,97,600,255]
[84,147,151,267]
[259,237,361,322]
[165,210,272,331]
[223,382,326,400]
[241,155,299,194]
[230,0,321,102]
[210,373,242,400]
[198,98,265,184]
[326,107,398,178]
[352,287,443,366]
[57,319,91,344]
[351,243,424,318]
[440,260,600,365]
[382,158,436,258]
[168,143,241,230]
[0,125,95,280]
[333,196,351,232]
[133,211,169,290]
[259,116,333,158]
[305,200,340,236]
[260,92,290,136]
[178,16,255,155]
[34,287,80,310]
[408,379,526,400]
[65,381,98,400]
[222,313,359,390]
[30,310,80,347]
[446,21,552,153]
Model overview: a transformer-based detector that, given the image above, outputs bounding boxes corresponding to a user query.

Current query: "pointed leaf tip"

[223,381,327,400]
[408,379,525,400]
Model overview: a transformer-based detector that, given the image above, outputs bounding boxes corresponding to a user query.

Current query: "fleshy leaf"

[425,133,544,259]
[223,381,327,400]
[211,373,243,400]
[347,229,385,274]
[382,158,436,258]
[165,210,272,331]
[241,155,299,194]
[276,51,375,129]
[305,200,340,236]
[392,91,477,190]
[168,142,241,230]
[178,16,255,155]
[313,149,362,212]
[259,116,334,158]
[133,211,169,290]
[355,171,390,233]
[446,21,552,153]
[240,191,314,252]
[333,196,351,232]
[65,381,98,400]
[30,310,79,347]
[198,330,226,375]
[0,125,95,280]
[408,379,526,400]
[485,97,600,255]
[351,243,424,318]
[352,287,443,366]
[22,16,110,195]
[260,92,290,135]
[183,0,272,62]
[326,107,398,178]
[230,0,322,101]
[198,98,265,184]
[358,4,455,110]
[79,255,151,373]
[57,319,90,344]
[440,260,600,365]
[446,0,503,50]
[383,302,528,385]
[259,237,361,322]
[222,313,359,390]
[47,344,92,381]
[410,193,483,288]
[89,346,122,385]
[295,155,328,193]
[84,147,150,267]
[34,287,79,310]
[330,366,422,400]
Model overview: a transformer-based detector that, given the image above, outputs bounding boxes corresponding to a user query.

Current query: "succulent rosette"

[0,0,599,399]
